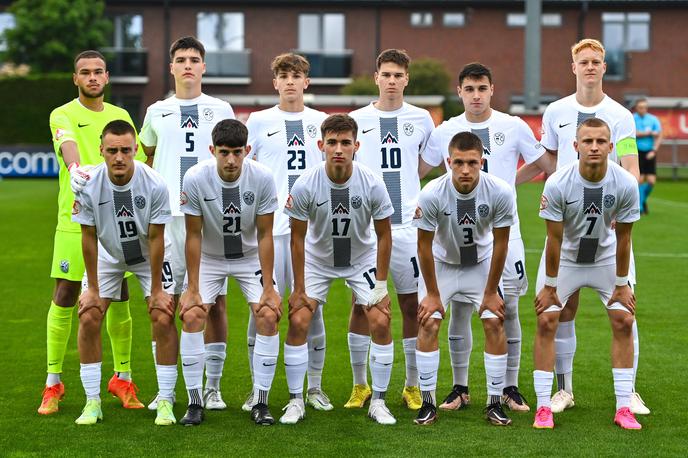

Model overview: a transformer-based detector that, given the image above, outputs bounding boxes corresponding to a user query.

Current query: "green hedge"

[0,73,109,144]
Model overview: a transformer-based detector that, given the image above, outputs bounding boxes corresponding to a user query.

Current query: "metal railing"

[294,50,352,78]
[205,50,251,77]
[100,47,147,77]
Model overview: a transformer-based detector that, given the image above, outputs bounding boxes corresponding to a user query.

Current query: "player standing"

[413,132,515,426]
[347,49,435,410]
[532,117,641,430]
[140,36,235,410]
[633,97,663,214]
[72,120,177,425]
[244,53,330,412]
[422,62,556,412]
[280,114,396,425]
[40,50,145,415]
[180,120,281,425]
[518,38,648,415]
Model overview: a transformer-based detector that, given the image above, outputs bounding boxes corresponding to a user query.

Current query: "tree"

[2,0,111,73]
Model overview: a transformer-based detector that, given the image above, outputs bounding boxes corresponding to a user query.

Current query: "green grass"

[1,178,687,457]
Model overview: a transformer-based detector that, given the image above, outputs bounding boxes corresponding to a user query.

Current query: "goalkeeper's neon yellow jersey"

[49,98,145,232]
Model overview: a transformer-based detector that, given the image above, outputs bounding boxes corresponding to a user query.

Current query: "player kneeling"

[72,120,177,425]
[180,119,281,426]
[413,132,515,426]
[532,118,641,430]
[281,114,396,425]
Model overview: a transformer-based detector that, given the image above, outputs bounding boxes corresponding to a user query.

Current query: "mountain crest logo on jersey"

[458,212,476,225]
[180,105,199,129]
[288,133,305,147]
[224,202,240,214]
[381,131,398,144]
[333,202,350,215]
[584,202,602,215]
[116,205,134,218]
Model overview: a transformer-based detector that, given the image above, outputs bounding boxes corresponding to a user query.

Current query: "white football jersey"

[413,171,515,266]
[422,110,544,240]
[540,94,636,168]
[181,158,278,260]
[285,162,394,267]
[140,93,235,216]
[539,161,640,267]
[246,106,327,236]
[72,162,172,265]
[350,102,434,228]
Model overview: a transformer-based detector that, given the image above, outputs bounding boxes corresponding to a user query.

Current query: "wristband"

[544,276,557,287]
[615,276,629,287]
[68,161,80,172]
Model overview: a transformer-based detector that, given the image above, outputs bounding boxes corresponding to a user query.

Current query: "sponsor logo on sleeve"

[539,194,548,211]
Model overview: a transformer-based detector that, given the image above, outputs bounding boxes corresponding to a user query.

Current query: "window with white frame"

[443,13,465,27]
[602,12,650,52]
[506,13,562,27]
[410,12,433,27]
[298,13,345,52]
[197,12,245,51]
[109,14,143,49]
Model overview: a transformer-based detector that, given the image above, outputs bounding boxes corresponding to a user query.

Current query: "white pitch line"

[524,248,688,259]
[649,198,688,208]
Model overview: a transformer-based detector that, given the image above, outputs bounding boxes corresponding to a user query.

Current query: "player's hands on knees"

[78,289,104,317]
[479,291,505,320]
[366,294,391,320]
[418,294,444,326]
[535,287,561,315]
[179,289,205,320]
[288,290,317,319]
[609,285,636,314]
[68,163,94,194]
[258,287,283,321]
[149,290,175,317]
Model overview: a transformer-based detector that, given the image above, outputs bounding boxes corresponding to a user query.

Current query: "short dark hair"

[634,97,648,108]
[169,36,205,61]
[576,117,611,138]
[101,120,136,141]
[321,114,358,140]
[271,53,310,76]
[376,49,410,71]
[74,50,106,70]
[212,119,248,147]
[448,131,483,156]
[458,62,493,86]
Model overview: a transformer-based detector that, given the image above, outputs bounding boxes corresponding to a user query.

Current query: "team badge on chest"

[243,191,255,206]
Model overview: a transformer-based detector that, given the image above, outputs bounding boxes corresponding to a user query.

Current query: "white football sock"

[613,368,634,410]
[253,334,279,405]
[632,319,639,390]
[448,301,472,386]
[484,352,508,403]
[504,294,522,388]
[116,371,131,381]
[156,364,178,402]
[204,342,226,391]
[80,362,102,401]
[369,341,393,398]
[555,320,576,394]
[416,349,439,402]
[307,305,326,391]
[533,370,554,409]
[402,337,418,388]
[247,314,256,382]
[284,343,308,398]
[347,332,370,386]
[181,330,205,406]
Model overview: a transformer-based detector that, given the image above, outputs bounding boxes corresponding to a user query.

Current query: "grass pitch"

[0,178,687,457]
